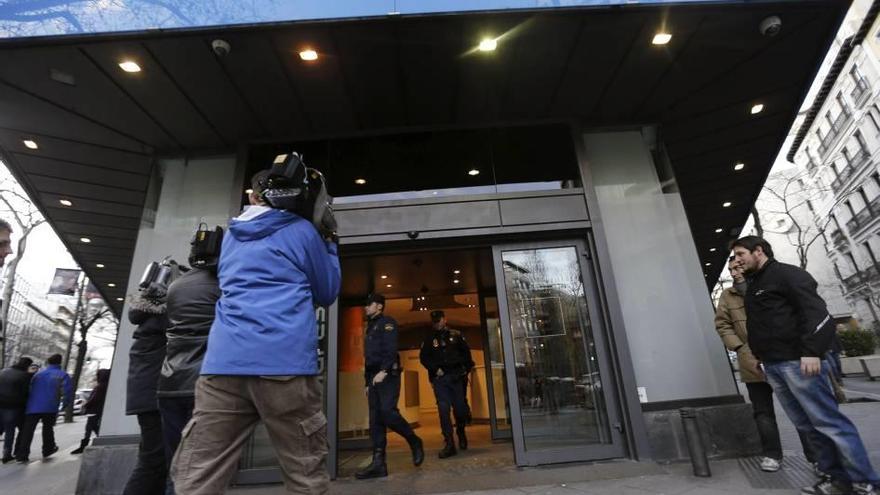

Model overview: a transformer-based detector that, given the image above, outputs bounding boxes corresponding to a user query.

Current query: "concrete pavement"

[0,416,87,495]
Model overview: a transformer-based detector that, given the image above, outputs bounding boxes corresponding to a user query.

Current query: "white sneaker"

[760,457,781,472]
[852,483,876,495]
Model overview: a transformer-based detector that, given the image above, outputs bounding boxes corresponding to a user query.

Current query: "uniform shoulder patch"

[384,323,394,332]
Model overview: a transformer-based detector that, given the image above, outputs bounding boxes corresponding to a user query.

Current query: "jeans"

[1,408,24,458]
[158,396,195,495]
[745,382,783,460]
[122,412,167,495]
[765,360,880,484]
[15,413,57,460]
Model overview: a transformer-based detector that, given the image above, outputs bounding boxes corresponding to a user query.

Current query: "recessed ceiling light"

[722,202,732,208]
[245,188,254,195]
[734,162,745,171]
[23,139,38,149]
[299,49,318,61]
[453,279,460,284]
[116,297,124,301]
[478,38,497,52]
[751,103,764,115]
[715,228,723,233]
[468,169,480,176]
[118,61,141,73]
[705,262,711,266]
[709,248,717,252]
[59,199,73,207]
[96,264,105,268]
[652,33,672,45]
[355,178,367,185]
[381,275,388,279]
[108,283,116,287]
[80,237,91,243]
[453,270,461,274]
[386,284,392,288]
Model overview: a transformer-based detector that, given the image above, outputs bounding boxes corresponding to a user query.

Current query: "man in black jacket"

[158,226,222,493]
[0,356,32,463]
[122,260,178,495]
[733,236,878,495]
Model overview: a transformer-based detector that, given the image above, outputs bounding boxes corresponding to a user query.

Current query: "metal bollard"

[680,407,711,477]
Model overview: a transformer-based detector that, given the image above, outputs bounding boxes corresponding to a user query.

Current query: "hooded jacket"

[26,364,72,414]
[126,295,168,415]
[0,362,32,409]
[84,369,110,416]
[744,259,835,362]
[201,206,340,376]
[158,267,220,397]
[714,285,763,383]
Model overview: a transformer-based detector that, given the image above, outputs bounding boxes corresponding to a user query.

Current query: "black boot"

[439,435,457,459]
[71,439,89,455]
[456,425,468,451]
[355,449,388,479]
[408,435,424,466]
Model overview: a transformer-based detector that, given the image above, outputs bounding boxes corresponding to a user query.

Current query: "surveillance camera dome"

[759,16,782,37]
[211,39,231,57]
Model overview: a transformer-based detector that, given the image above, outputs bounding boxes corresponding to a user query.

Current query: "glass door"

[492,239,625,466]
[480,295,511,440]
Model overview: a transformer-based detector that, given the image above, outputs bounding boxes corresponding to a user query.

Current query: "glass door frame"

[478,293,512,441]
[492,238,626,466]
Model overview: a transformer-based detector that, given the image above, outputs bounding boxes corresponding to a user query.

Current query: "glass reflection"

[500,246,610,451]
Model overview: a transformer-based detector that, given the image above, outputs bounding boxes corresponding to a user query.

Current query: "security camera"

[407,231,419,240]
[759,16,782,37]
[211,39,231,57]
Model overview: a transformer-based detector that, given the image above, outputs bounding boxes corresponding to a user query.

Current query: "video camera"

[261,152,338,241]
[138,256,181,301]
[189,224,224,268]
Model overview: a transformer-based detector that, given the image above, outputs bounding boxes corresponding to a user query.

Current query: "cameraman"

[172,168,340,495]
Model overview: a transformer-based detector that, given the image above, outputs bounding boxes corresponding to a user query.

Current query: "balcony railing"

[830,149,871,193]
[852,78,870,107]
[844,195,880,234]
[842,264,880,292]
[818,107,853,157]
[830,229,848,250]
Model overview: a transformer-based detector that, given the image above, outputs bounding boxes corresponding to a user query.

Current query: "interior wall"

[101,155,240,437]
[581,131,737,404]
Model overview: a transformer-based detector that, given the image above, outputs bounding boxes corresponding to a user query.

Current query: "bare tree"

[0,180,46,368]
[759,169,856,270]
[64,292,116,422]
[750,206,764,238]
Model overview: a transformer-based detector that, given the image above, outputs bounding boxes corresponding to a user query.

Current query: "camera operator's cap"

[366,293,385,305]
[430,310,445,322]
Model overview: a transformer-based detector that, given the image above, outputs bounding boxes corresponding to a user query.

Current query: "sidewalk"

[0,416,86,495]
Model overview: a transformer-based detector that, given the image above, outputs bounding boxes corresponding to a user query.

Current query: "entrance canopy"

[0,1,848,311]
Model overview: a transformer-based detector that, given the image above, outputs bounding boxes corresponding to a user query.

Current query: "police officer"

[356,294,424,480]
[419,310,474,458]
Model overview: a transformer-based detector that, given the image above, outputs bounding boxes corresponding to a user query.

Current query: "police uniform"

[419,310,474,457]
[356,294,423,480]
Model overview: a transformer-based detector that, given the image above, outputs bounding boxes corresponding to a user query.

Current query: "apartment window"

[865,242,879,266]
[846,199,857,217]
[831,162,840,177]
[859,186,871,207]
[843,146,853,164]
[851,65,863,85]
[837,93,847,112]
[797,178,806,188]
[855,130,868,152]
[807,199,815,213]
[869,109,880,134]
[847,252,860,272]
[832,213,842,230]
[872,172,880,189]
[826,110,834,127]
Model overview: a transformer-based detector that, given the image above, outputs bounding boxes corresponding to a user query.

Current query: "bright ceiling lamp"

[299,49,318,61]
[478,38,497,52]
[118,60,141,73]
[652,33,672,45]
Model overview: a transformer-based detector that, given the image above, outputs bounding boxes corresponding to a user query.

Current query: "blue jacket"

[201,207,341,375]
[25,365,73,414]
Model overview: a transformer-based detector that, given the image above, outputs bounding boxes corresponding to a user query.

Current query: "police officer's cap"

[430,310,445,322]
[366,293,385,306]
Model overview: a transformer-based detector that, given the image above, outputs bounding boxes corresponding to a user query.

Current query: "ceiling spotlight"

[751,103,764,115]
[453,279,460,284]
[715,228,723,233]
[116,297,124,302]
[386,284,392,288]
[23,139,38,150]
[468,169,480,176]
[652,33,672,45]
[478,38,497,52]
[96,264,105,268]
[722,202,732,208]
[705,263,711,266]
[355,178,367,185]
[299,49,318,61]
[734,162,745,171]
[118,60,141,73]
[709,248,717,252]
[453,270,461,274]
[108,283,116,287]
[381,275,388,279]
[80,237,91,243]
[59,199,73,207]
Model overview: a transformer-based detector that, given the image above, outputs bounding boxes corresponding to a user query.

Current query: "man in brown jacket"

[715,257,786,472]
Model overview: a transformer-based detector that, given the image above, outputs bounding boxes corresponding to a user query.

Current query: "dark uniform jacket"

[364,313,400,386]
[419,327,474,379]
[126,296,168,415]
[744,259,835,362]
[158,268,220,398]
[0,364,31,409]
